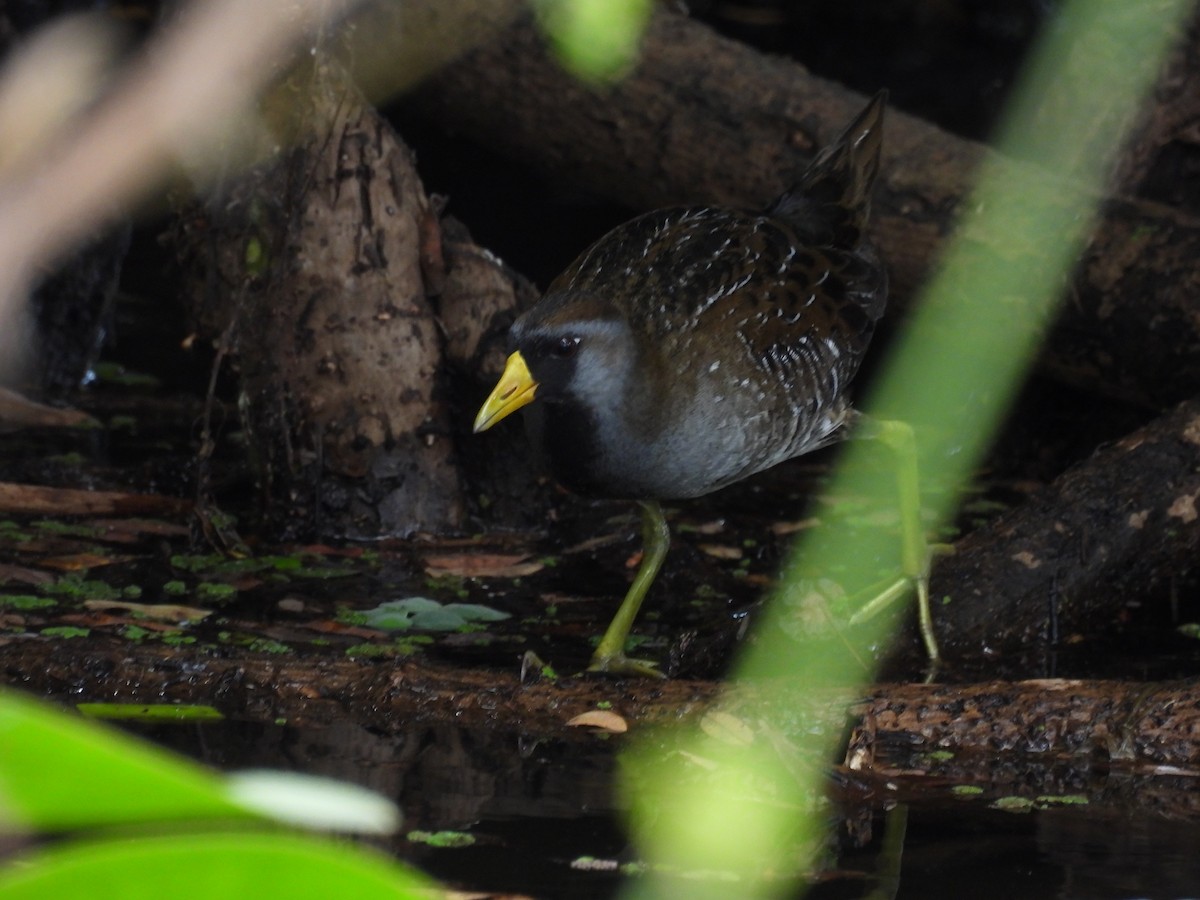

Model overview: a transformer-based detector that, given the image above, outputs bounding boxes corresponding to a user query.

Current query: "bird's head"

[473,291,636,434]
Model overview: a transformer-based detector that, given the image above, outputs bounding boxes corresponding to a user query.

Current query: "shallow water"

[121,713,1200,898]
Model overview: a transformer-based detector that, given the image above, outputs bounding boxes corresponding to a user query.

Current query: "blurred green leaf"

[0,689,249,831]
[0,833,431,899]
[533,0,652,83]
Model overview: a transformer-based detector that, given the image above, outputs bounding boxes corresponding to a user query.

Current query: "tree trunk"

[177,63,536,539]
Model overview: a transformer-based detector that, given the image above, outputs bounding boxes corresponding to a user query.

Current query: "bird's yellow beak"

[473,351,539,433]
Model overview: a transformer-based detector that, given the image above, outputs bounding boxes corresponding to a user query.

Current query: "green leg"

[848,417,940,664]
[587,500,670,679]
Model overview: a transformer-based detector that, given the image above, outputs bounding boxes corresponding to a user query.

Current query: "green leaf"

[991,796,1035,813]
[441,603,511,623]
[1,691,401,836]
[407,607,466,631]
[358,597,509,632]
[0,690,248,830]
[406,829,475,848]
[1035,794,1089,807]
[39,626,90,639]
[0,833,431,899]
[196,581,237,601]
[0,595,55,610]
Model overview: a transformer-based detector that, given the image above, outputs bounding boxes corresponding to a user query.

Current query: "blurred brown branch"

[0,0,358,384]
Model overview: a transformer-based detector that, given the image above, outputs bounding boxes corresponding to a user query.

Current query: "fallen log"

[844,678,1200,768]
[6,635,1200,767]
[0,387,97,430]
[929,397,1200,657]
[411,8,1200,407]
[0,482,190,518]
[1110,7,1200,208]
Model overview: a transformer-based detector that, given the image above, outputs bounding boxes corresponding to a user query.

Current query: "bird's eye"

[553,336,581,358]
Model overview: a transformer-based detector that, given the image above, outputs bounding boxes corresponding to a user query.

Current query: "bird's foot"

[579,500,671,680]
[586,651,667,680]
[845,573,938,670]
[847,543,953,667]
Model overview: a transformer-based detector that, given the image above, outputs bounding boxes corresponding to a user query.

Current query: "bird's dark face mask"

[474,298,638,496]
[472,330,586,433]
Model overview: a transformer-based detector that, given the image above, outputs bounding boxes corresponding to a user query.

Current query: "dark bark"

[435,218,550,525]
[412,8,1200,407]
[847,678,1200,767]
[8,633,1200,767]
[176,64,538,539]
[928,397,1200,658]
[0,481,190,517]
[1112,7,1200,211]
[29,224,129,397]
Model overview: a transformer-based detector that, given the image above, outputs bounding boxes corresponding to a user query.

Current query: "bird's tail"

[768,90,886,249]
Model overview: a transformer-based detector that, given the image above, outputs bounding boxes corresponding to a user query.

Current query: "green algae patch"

[77,704,225,722]
[40,626,90,639]
[0,595,56,610]
[406,830,475,849]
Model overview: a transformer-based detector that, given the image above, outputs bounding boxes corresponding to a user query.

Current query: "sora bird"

[475,92,934,677]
